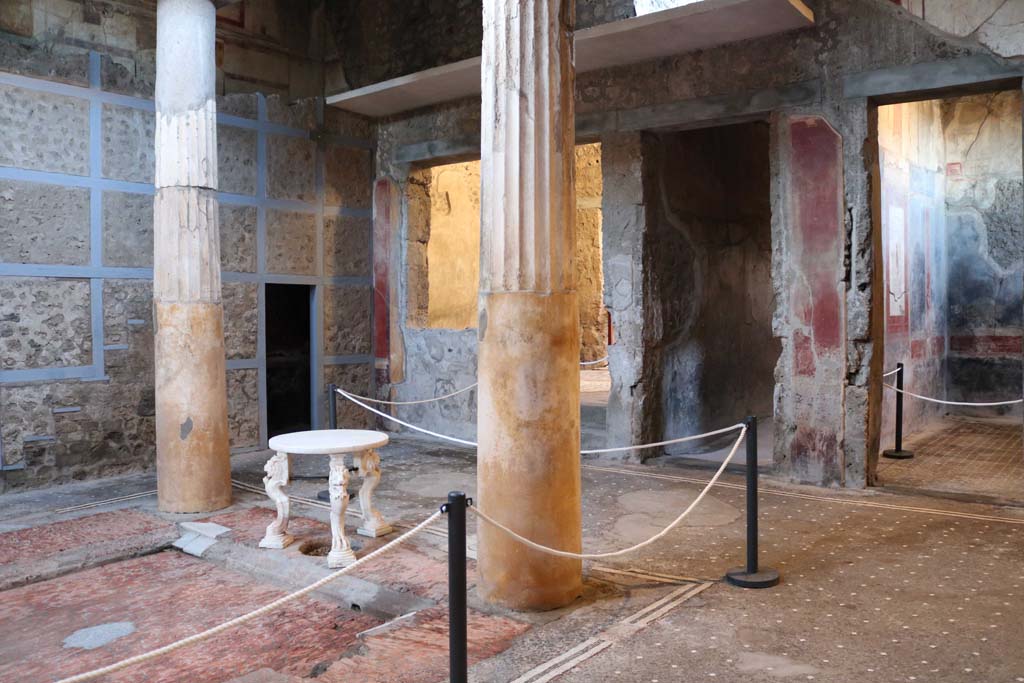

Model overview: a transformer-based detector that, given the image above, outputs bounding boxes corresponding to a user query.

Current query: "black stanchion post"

[883,362,914,459]
[726,416,780,589]
[317,384,341,502]
[326,383,338,430]
[444,491,469,683]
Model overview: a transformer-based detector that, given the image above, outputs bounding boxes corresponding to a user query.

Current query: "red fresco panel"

[790,117,843,353]
[950,335,1023,357]
[786,116,845,480]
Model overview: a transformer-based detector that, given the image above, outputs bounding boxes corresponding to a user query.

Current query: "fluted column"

[477,0,582,610]
[153,0,231,512]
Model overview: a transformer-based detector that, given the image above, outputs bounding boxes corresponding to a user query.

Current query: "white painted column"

[153,0,231,512]
[477,0,582,610]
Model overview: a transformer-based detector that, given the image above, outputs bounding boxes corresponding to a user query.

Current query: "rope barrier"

[581,423,743,454]
[881,367,900,378]
[340,382,478,406]
[883,383,1024,407]
[339,357,609,407]
[469,425,746,559]
[336,388,478,446]
[53,510,443,683]
[336,388,745,455]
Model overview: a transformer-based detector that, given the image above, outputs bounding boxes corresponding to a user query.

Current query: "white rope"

[53,510,442,683]
[881,367,900,378]
[336,388,478,446]
[581,423,744,454]
[470,426,746,559]
[337,358,609,407]
[336,388,744,455]
[883,383,1024,407]
[339,382,478,406]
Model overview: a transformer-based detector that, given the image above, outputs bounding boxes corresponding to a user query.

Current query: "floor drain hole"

[298,537,364,557]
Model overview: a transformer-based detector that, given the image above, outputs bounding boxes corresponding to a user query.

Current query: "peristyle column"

[153,0,232,512]
[477,0,582,610]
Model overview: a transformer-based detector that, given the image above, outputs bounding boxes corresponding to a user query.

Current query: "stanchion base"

[725,567,780,589]
[882,449,914,460]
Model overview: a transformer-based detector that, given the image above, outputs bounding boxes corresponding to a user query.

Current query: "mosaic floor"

[878,416,1024,504]
[2,436,1024,682]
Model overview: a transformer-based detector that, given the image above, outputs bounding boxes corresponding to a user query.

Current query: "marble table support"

[257,430,392,568]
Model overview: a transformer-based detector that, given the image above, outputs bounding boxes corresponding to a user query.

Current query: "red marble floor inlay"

[318,606,530,683]
[0,510,175,567]
[0,551,379,683]
[351,545,477,602]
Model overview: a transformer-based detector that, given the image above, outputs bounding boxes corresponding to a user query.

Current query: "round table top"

[267,429,389,455]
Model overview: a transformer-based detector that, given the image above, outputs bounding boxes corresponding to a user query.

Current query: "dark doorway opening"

[649,121,779,466]
[266,284,312,438]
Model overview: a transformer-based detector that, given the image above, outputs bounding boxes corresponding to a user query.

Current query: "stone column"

[477,0,582,610]
[153,0,231,513]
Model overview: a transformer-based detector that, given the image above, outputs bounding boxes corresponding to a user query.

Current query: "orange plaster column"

[476,0,582,610]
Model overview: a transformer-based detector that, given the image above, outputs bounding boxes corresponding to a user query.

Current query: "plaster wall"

[0,6,375,491]
[893,0,1024,60]
[943,90,1024,410]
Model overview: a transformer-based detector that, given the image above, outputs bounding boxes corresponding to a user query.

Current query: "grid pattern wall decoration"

[0,51,375,485]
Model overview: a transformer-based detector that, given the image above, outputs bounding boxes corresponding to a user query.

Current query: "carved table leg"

[356,449,393,537]
[259,451,294,549]
[327,452,357,568]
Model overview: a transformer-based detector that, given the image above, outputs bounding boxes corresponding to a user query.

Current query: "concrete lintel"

[605,80,820,134]
[843,55,1024,102]
[393,82,818,165]
[393,137,481,165]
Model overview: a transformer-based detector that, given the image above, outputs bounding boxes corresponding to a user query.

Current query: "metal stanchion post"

[318,384,340,502]
[327,383,338,430]
[883,362,914,459]
[726,416,780,589]
[443,491,469,683]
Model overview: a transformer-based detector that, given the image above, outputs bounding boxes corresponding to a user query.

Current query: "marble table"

[259,429,393,568]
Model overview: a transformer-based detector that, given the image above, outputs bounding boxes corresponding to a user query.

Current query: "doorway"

[650,121,779,466]
[266,284,312,438]
[873,90,1024,503]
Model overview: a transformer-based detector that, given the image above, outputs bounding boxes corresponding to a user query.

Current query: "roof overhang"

[327,0,814,117]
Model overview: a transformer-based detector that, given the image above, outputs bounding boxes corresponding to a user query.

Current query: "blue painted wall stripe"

[323,354,373,366]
